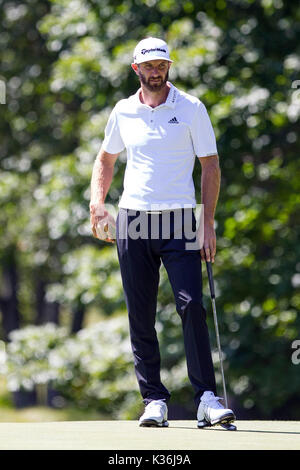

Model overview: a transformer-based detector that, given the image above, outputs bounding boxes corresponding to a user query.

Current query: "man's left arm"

[198,154,221,263]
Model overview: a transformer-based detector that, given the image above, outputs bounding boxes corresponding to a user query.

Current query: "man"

[90,37,235,428]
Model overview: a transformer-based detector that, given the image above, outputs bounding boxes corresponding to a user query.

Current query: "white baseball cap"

[133,37,173,65]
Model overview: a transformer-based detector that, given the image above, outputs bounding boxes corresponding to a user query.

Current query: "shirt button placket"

[150,109,154,126]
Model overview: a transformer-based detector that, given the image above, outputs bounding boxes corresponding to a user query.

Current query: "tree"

[1,0,299,418]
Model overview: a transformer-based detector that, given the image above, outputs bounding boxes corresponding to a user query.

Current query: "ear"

[131,63,139,75]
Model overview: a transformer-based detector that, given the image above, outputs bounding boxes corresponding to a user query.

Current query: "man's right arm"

[89,147,119,241]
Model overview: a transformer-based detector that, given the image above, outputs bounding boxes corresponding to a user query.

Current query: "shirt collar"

[134,81,178,110]
[165,82,178,109]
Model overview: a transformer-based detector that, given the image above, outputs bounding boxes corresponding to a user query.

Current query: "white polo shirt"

[102,82,218,211]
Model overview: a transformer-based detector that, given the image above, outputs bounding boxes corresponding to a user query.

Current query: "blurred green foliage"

[3,320,191,419]
[0,0,300,419]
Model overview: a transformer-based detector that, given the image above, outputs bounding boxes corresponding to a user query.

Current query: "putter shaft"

[211,297,228,408]
[206,261,228,409]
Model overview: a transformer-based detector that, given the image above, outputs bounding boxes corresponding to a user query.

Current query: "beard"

[138,69,169,92]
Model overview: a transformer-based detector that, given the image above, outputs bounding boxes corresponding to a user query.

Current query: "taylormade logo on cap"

[141,47,166,55]
[133,37,173,64]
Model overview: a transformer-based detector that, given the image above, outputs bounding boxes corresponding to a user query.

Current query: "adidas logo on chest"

[168,116,179,124]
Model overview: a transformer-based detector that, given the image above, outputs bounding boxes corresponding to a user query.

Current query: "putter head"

[198,420,237,431]
[221,422,237,431]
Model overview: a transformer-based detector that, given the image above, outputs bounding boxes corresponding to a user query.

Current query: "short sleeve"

[102,106,125,154]
[190,102,218,157]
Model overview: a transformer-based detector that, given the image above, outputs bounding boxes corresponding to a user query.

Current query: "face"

[132,60,171,92]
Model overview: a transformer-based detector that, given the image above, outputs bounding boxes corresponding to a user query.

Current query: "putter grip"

[206,261,216,299]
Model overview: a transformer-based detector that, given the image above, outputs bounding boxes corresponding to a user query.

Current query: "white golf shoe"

[197,391,235,428]
[139,399,169,427]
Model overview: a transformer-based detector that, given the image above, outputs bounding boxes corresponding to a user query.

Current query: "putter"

[205,260,237,431]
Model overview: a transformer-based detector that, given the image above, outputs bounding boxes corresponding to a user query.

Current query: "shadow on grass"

[169,424,300,435]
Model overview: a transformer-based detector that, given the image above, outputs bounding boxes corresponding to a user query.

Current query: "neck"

[139,82,171,108]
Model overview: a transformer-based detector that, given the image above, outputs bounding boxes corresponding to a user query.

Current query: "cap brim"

[134,55,173,64]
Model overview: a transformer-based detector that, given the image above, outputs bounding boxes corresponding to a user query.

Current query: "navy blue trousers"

[116,208,217,408]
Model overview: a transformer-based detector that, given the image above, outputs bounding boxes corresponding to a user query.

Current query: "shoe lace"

[204,395,224,409]
[146,400,166,410]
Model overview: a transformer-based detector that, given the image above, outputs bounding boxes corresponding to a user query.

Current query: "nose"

[151,67,160,76]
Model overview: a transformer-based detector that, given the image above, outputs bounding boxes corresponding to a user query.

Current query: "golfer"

[90,37,235,428]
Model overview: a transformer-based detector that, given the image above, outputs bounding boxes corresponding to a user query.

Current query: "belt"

[145,208,190,214]
[123,208,192,215]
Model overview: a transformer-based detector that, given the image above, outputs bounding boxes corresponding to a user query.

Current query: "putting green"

[0,420,299,450]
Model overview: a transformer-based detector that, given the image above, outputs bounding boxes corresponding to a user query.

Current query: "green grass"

[0,420,300,450]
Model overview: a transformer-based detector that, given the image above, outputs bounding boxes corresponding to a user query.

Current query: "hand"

[200,223,216,263]
[90,202,116,243]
